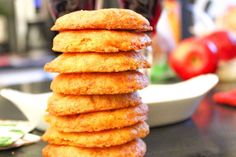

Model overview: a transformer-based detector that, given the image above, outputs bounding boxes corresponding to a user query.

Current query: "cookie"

[50,71,149,95]
[42,121,149,148]
[51,8,152,32]
[43,139,146,157]
[44,51,150,73]
[52,30,151,53]
[45,104,148,132]
[47,92,142,116]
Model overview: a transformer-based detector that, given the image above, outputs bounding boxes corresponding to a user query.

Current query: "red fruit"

[202,30,236,61]
[213,89,236,106]
[169,37,218,80]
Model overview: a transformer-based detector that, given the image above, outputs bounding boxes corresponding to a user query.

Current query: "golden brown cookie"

[47,92,142,116]
[42,121,149,148]
[51,8,152,32]
[44,51,150,73]
[50,71,148,95]
[42,139,146,157]
[52,30,151,53]
[45,104,148,132]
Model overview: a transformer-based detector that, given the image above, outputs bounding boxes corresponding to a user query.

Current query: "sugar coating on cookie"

[43,139,146,157]
[42,121,149,148]
[52,30,151,53]
[51,8,152,32]
[44,51,150,73]
[47,92,142,116]
[50,71,149,95]
[45,104,148,132]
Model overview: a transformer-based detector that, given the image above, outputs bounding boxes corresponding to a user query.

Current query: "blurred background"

[1,1,236,155]
[0,0,236,87]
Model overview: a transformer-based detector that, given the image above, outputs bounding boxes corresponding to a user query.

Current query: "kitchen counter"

[0,81,236,157]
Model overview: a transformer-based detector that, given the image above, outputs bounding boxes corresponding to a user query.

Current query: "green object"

[0,130,24,147]
[0,121,31,147]
[9,129,24,134]
[0,124,16,127]
[0,137,12,147]
[150,59,177,84]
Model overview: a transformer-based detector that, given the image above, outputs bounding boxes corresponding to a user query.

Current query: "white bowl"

[139,74,219,127]
[1,74,218,130]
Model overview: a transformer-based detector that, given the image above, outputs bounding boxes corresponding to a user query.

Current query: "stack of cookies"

[42,9,152,157]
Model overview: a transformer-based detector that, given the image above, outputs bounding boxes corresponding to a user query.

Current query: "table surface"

[0,81,236,157]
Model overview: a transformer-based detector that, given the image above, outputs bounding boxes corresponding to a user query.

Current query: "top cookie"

[51,8,152,31]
